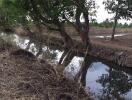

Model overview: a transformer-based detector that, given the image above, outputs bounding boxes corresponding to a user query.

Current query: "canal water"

[0,32,132,100]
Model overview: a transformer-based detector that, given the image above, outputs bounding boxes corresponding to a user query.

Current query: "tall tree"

[103,0,132,40]
[2,0,97,81]
[14,0,97,66]
[16,0,96,48]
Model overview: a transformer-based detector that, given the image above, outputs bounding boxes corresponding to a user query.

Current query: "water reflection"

[85,62,132,100]
[0,32,132,99]
[0,32,63,63]
[94,33,130,39]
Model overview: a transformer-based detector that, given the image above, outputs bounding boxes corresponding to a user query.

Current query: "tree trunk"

[57,23,74,49]
[75,7,91,49]
[58,49,69,64]
[57,22,74,65]
[62,51,75,66]
[75,54,96,86]
[111,16,118,40]
[74,6,92,83]
[83,11,91,49]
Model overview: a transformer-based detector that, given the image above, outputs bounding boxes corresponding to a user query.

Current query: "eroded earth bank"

[0,38,90,100]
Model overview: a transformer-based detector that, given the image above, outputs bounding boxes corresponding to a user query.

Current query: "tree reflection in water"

[78,56,96,86]
[24,33,58,61]
[97,68,132,99]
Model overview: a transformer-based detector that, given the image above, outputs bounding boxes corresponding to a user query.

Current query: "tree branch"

[41,22,59,31]
[63,14,78,31]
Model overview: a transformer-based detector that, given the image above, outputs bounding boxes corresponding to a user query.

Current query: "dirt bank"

[12,26,132,67]
[0,39,90,100]
[45,34,132,68]
[28,32,132,68]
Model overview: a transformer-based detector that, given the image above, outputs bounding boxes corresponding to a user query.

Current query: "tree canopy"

[0,0,28,26]
[11,0,96,48]
[103,0,132,20]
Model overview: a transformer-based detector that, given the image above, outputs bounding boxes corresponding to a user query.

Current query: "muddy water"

[0,32,132,100]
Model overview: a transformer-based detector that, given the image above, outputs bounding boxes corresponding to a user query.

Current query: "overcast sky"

[96,0,132,24]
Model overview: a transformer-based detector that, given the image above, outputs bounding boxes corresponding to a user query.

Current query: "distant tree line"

[90,18,132,28]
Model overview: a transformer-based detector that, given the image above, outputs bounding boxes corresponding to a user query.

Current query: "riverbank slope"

[25,26,132,68]
[3,26,132,67]
[0,38,90,100]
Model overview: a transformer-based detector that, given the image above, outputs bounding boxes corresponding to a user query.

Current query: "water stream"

[0,32,132,100]
[93,33,130,39]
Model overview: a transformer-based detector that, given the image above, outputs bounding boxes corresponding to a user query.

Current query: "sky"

[96,0,132,24]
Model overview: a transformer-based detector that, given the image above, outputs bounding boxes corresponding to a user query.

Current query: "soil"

[58,27,132,52]
[12,26,132,67]
[12,26,132,49]
[0,39,90,100]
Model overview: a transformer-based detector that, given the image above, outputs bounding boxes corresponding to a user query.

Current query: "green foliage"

[0,0,98,29]
[17,0,74,25]
[0,0,3,6]
[103,0,131,40]
[90,18,113,28]
[90,21,132,28]
[0,0,29,27]
[103,0,132,20]
[14,0,97,29]
[99,18,113,28]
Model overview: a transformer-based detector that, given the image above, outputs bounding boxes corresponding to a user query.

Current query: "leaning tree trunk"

[57,22,74,49]
[57,22,74,65]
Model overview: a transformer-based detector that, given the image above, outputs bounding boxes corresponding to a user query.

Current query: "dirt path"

[0,39,90,100]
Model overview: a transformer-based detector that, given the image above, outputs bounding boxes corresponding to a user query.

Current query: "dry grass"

[0,39,90,100]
